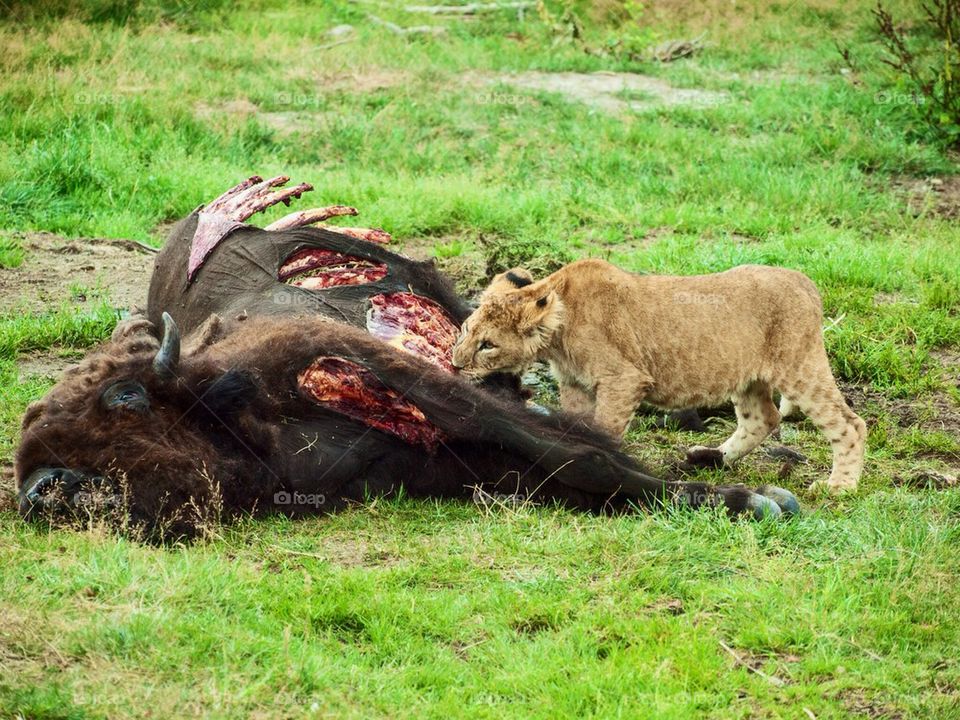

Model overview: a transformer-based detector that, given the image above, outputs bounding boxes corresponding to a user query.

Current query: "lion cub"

[452,259,866,493]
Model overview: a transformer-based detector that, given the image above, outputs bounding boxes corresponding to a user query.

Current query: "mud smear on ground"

[0,464,15,512]
[0,232,155,315]
[396,235,491,298]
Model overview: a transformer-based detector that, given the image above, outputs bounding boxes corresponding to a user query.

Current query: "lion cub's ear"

[504,268,534,288]
[515,289,563,339]
[481,267,535,302]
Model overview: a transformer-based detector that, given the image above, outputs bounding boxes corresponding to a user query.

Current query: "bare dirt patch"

[481,71,729,113]
[0,464,16,512]
[0,232,154,315]
[842,382,960,437]
[16,349,85,381]
[891,175,960,219]
[194,70,410,135]
[836,688,905,720]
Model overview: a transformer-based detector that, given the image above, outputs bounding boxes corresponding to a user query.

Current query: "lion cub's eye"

[478,340,496,351]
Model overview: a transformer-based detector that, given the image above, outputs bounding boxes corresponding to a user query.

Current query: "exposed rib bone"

[220,176,314,221]
[189,175,315,280]
[204,175,263,214]
[322,226,393,244]
[264,206,358,231]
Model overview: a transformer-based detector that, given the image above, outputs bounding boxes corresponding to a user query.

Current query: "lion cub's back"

[557,260,826,404]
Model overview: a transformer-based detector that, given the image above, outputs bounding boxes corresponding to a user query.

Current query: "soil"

[891,174,960,219]
[395,235,491,298]
[0,231,155,315]
[194,69,728,134]
[478,71,729,113]
[15,349,85,381]
[194,69,411,136]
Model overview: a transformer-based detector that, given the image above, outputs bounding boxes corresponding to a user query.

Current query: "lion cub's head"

[452,269,564,379]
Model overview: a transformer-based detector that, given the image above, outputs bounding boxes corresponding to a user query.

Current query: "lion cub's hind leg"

[778,396,799,419]
[780,361,866,493]
[687,381,780,468]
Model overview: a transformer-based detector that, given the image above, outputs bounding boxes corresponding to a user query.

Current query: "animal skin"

[14,178,801,538]
[452,258,866,493]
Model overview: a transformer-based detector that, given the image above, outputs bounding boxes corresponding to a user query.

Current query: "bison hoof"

[745,492,782,520]
[685,446,725,468]
[755,485,801,516]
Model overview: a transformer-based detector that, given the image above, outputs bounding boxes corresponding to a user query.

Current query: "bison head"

[15,314,274,536]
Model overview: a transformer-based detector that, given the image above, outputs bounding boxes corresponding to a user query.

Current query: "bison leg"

[476,416,791,518]
[360,362,798,518]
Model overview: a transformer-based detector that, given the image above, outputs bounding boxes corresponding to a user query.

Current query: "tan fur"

[452,258,867,493]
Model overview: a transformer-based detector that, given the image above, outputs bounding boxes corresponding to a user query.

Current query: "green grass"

[1,1,960,717]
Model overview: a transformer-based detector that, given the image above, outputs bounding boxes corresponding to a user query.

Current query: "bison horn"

[153,312,181,380]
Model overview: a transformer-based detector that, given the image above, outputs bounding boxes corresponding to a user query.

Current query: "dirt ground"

[478,71,729,112]
[0,231,155,315]
[194,70,730,136]
[891,175,960,218]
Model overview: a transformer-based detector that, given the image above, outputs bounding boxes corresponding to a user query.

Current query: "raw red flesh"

[366,293,459,373]
[279,248,388,288]
[298,357,443,450]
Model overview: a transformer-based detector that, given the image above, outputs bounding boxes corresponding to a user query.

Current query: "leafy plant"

[606,0,658,60]
[872,0,960,145]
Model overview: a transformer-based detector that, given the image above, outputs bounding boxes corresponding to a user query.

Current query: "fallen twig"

[368,14,447,35]
[404,2,534,14]
[115,239,159,254]
[718,640,787,687]
[317,37,356,51]
[270,545,328,562]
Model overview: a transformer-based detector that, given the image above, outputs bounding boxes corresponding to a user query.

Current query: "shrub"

[872,0,960,145]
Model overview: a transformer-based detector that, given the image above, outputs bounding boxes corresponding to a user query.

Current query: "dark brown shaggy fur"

[16,315,769,538]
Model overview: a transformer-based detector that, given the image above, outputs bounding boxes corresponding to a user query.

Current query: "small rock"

[326,24,355,38]
[765,445,808,462]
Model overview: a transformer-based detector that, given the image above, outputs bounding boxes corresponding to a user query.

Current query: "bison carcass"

[14,177,799,537]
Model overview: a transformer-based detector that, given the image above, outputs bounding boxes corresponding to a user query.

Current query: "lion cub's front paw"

[809,477,858,495]
[684,445,725,468]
